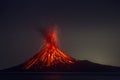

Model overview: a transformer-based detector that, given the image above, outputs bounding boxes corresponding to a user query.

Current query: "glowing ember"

[24,25,76,70]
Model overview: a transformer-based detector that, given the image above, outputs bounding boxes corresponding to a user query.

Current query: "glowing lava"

[24,25,76,70]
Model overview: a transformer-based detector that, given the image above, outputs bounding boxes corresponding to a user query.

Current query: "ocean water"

[0,72,120,80]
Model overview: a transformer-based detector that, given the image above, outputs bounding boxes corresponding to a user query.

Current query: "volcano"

[2,24,120,72]
[24,26,76,71]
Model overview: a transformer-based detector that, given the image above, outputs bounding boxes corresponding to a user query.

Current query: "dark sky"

[0,0,120,69]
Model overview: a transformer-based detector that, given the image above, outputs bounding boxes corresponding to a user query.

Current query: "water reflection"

[41,74,62,80]
[0,72,120,80]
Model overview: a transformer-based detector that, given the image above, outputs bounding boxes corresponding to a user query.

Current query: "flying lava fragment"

[24,24,76,70]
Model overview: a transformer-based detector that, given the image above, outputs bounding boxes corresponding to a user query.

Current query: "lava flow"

[24,25,76,70]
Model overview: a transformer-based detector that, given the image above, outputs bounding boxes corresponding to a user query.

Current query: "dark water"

[0,72,120,80]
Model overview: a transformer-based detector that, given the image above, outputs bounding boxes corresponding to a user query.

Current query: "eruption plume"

[24,24,76,70]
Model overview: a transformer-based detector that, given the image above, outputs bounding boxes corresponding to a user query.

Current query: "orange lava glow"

[24,25,76,70]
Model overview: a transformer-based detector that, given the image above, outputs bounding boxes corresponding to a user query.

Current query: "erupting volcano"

[24,25,76,70]
[3,24,120,72]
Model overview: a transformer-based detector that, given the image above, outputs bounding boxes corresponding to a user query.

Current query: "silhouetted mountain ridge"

[2,60,120,72]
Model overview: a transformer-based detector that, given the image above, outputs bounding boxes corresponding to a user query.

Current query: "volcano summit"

[3,25,120,72]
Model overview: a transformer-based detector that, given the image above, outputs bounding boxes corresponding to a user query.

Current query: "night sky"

[0,0,120,69]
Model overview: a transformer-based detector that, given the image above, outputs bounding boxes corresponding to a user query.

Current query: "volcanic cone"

[24,25,76,70]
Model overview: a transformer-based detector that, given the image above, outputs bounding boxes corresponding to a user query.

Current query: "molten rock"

[24,25,76,71]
